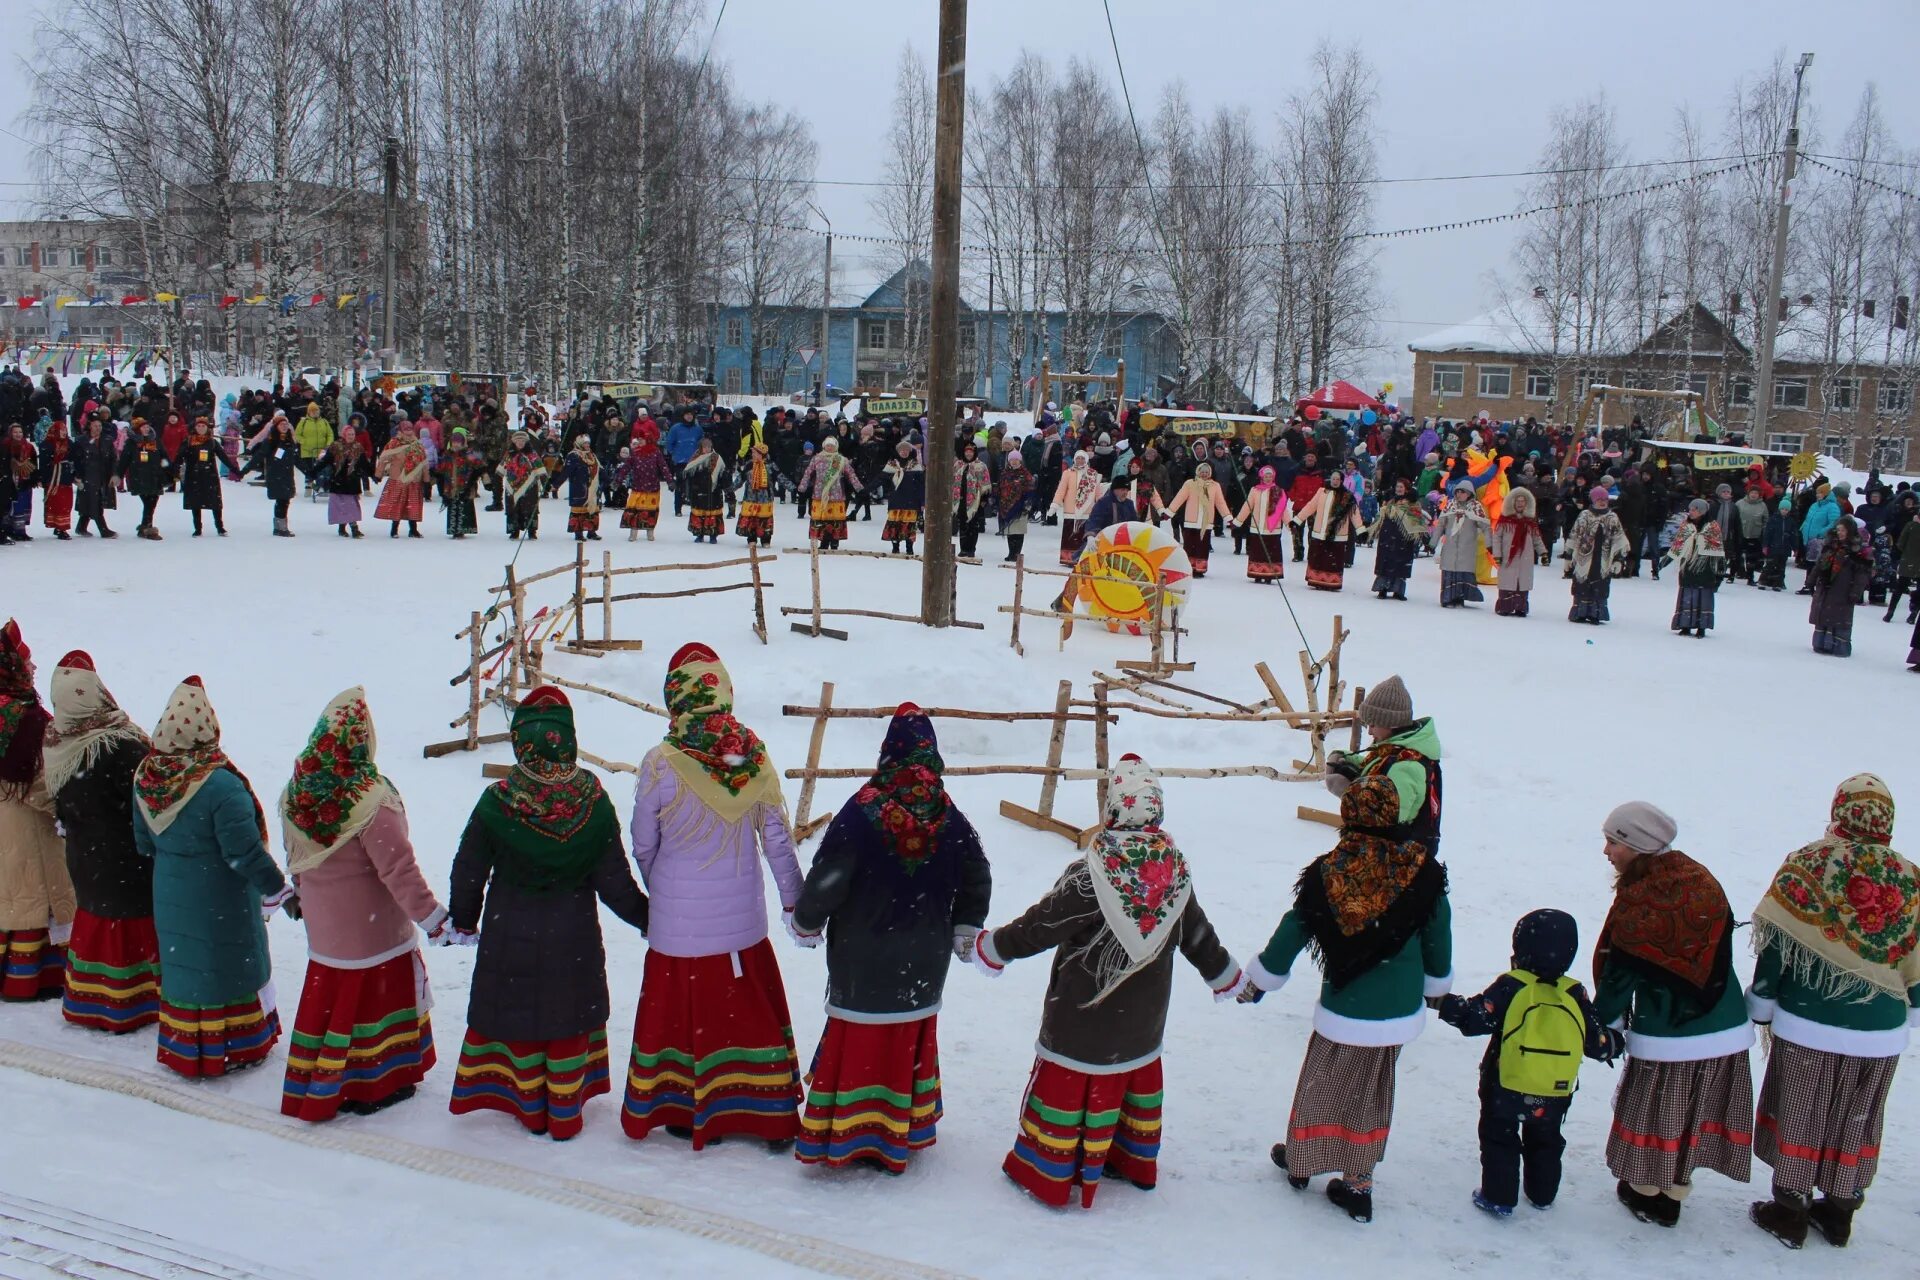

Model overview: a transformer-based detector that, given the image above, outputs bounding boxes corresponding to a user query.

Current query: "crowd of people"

[5,368,1916,668]
[0,616,1913,1248]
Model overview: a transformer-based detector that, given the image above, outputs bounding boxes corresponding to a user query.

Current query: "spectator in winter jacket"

[292,401,334,483]
[664,409,704,516]
[1287,453,1325,561]
[1082,475,1138,541]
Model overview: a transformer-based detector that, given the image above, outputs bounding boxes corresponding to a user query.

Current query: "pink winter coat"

[628,747,801,959]
[291,804,445,969]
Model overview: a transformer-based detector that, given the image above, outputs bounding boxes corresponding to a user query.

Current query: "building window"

[1872,438,1909,470]
[724,317,742,347]
[1823,434,1851,461]
[722,366,742,395]
[861,318,889,350]
[1877,382,1912,415]
[1675,372,1709,398]
[1525,368,1554,400]
[1825,377,1858,410]
[1730,376,1752,406]
[755,366,784,394]
[959,324,976,352]
[98,247,111,266]
[1772,377,1809,409]
[758,323,779,350]
[1429,362,1464,398]
[1477,365,1512,398]
[1768,432,1804,454]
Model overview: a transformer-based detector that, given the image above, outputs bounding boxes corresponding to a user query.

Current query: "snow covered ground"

[3,481,1915,1279]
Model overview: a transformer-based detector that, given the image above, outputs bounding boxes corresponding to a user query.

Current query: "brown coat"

[0,770,76,932]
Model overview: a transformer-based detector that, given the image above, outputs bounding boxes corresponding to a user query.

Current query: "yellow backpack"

[1497,970,1588,1098]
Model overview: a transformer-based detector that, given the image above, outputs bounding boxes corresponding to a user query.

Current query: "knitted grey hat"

[1358,675,1413,730]
[1602,801,1677,855]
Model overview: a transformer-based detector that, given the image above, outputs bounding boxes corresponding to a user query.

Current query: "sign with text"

[865,397,925,416]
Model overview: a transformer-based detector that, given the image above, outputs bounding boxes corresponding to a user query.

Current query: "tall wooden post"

[919,0,968,627]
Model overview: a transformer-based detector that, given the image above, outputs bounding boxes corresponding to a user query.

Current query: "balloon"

[1381,381,1395,394]
[1303,403,1321,421]
[1359,409,1377,426]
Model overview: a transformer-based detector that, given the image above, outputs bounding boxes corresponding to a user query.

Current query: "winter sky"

[2,0,1917,387]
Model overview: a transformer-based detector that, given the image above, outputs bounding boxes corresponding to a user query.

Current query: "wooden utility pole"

[920,0,968,627]
[382,135,399,361]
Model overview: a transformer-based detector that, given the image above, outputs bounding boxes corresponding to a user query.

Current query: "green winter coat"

[132,770,287,1008]
[1746,934,1919,1058]
[1251,895,1453,1046]
[293,414,335,460]
[1592,951,1752,1062]
[1350,717,1442,831]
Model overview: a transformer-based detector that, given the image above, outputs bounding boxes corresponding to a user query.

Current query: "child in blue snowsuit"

[1438,909,1621,1217]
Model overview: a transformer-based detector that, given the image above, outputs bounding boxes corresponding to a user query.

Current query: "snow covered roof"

[1767,302,1917,367]
[1407,299,1576,356]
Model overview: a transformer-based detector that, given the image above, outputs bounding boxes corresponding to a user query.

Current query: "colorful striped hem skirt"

[1606,1050,1753,1189]
[621,938,801,1149]
[281,951,435,1123]
[689,506,726,537]
[1284,1032,1400,1180]
[157,992,282,1078]
[1,928,69,1002]
[567,507,601,533]
[1754,1037,1893,1199]
[450,1027,610,1141]
[61,910,160,1032]
[736,506,774,540]
[882,511,920,542]
[809,501,848,543]
[796,1014,941,1173]
[621,490,661,530]
[1003,1056,1163,1209]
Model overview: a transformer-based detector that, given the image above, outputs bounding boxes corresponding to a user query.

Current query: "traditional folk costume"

[38,424,74,537]
[1490,487,1545,617]
[1593,803,1753,1227]
[1292,474,1367,592]
[1435,485,1490,607]
[279,688,446,1122]
[1368,484,1425,601]
[622,644,804,1150]
[620,423,669,539]
[682,446,728,542]
[1667,507,1726,636]
[734,444,777,546]
[996,451,1036,562]
[324,430,373,537]
[975,757,1243,1209]
[882,446,926,552]
[448,686,648,1140]
[1234,467,1289,583]
[133,677,290,1077]
[790,704,992,1173]
[4,433,34,538]
[954,446,992,559]
[562,437,603,540]
[498,432,543,540]
[1747,774,1920,1248]
[45,652,157,1031]
[0,621,74,1001]
[1051,451,1103,567]
[1807,525,1873,656]
[1568,495,1631,624]
[437,432,482,538]
[1249,776,1452,1224]
[1165,466,1232,579]
[799,438,860,549]
[373,429,430,535]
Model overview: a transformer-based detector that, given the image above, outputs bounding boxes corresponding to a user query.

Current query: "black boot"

[1750,1187,1810,1249]
[1808,1194,1860,1247]
[409,522,422,538]
[1006,534,1025,562]
[1616,1181,1680,1226]
[1269,1144,1309,1190]
[390,522,401,538]
[1326,1178,1373,1223]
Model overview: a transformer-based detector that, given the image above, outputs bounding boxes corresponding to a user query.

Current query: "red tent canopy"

[1299,380,1384,413]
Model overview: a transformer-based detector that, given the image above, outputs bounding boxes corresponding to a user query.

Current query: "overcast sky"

[4,0,1916,388]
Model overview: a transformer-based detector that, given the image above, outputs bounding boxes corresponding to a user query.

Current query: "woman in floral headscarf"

[279,688,449,1122]
[37,421,75,539]
[1232,466,1289,583]
[1368,477,1424,601]
[882,439,926,555]
[621,642,804,1150]
[0,620,74,1001]
[618,419,669,542]
[447,686,648,1141]
[799,435,861,549]
[971,755,1243,1209]
[953,440,992,559]
[1050,449,1104,566]
[682,437,727,544]
[373,424,430,538]
[324,424,374,538]
[733,441,777,547]
[44,652,154,1031]
[995,447,1036,562]
[788,704,992,1175]
[1747,774,1920,1249]
[134,676,292,1077]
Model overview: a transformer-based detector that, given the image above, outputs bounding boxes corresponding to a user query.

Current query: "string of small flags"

[8,292,380,312]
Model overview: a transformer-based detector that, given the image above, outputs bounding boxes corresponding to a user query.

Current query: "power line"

[1800,155,1920,203]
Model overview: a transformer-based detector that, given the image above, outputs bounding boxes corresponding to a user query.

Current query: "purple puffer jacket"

[629,747,802,958]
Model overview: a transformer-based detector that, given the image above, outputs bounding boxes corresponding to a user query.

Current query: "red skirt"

[883,511,920,543]
[621,489,660,530]
[282,952,436,1122]
[450,1027,610,1141]
[689,506,725,537]
[796,1014,942,1172]
[1,928,66,1001]
[1181,525,1211,577]
[621,938,801,1149]
[157,993,282,1078]
[1004,1056,1164,1209]
[1245,531,1285,582]
[567,508,600,534]
[43,485,74,532]
[61,910,160,1032]
[735,508,774,541]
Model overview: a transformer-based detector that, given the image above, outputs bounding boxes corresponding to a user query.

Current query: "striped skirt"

[1,927,68,1002]
[621,938,801,1149]
[810,500,848,544]
[688,505,725,537]
[1246,531,1285,582]
[796,1014,942,1173]
[883,510,920,543]
[1439,569,1484,605]
[281,951,435,1123]
[449,1027,610,1141]
[61,910,160,1032]
[1606,1051,1753,1189]
[1284,1033,1400,1179]
[566,506,600,534]
[736,502,774,541]
[621,489,660,530]
[1754,1037,1897,1199]
[157,991,282,1078]
[1004,1056,1163,1209]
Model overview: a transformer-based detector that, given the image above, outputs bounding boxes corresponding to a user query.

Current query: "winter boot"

[1269,1144,1310,1190]
[1471,1190,1513,1219]
[409,522,422,538]
[351,524,365,539]
[1807,1194,1860,1247]
[1616,1181,1670,1225]
[390,522,401,538]
[628,528,639,542]
[646,528,655,541]
[1007,534,1025,562]
[338,526,350,538]
[1750,1187,1811,1249]
[1326,1179,1373,1223]
[216,521,228,536]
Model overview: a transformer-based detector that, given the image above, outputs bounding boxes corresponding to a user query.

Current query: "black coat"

[118,434,171,499]
[178,437,236,509]
[449,814,649,1042]
[246,432,301,501]
[51,737,153,919]
[792,806,991,1019]
[325,447,373,496]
